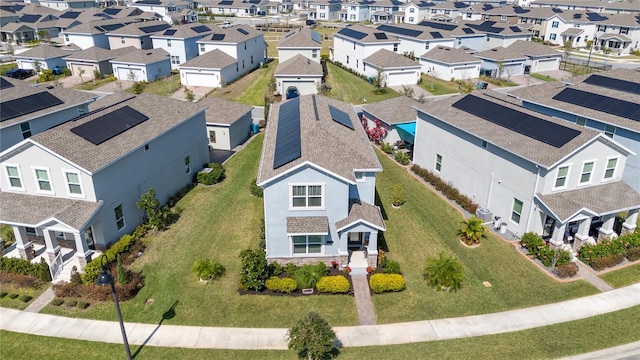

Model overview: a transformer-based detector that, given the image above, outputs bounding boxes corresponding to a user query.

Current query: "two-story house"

[61,19,137,50]
[395,1,433,25]
[331,24,398,75]
[275,28,324,96]
[0,93,209,270]
[412,90,640,245]
[257,95,385,271]
[150,23,215,69]
[128,0,197,24]
[307,0,342,21]
[106,20,172,50]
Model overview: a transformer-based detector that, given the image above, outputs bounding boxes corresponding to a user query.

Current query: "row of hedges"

[196,163,225,185]
[520,232,572,268]
[0,292,32,303]
[53,269,144,302]
[0,257,51,282]
[411,164,479,214]
[578,232,640,271]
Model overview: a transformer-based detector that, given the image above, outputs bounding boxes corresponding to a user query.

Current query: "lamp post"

[587,37,596,70]
[97,255,132,360]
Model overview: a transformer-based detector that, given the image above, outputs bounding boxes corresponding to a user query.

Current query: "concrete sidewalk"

[1,283,638,349]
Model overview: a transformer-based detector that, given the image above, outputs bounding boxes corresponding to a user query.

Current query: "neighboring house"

[14,44,78,72]
[37,0,96,10]
[505,39,561,73]
[61,19,136,50]
[0,93,209,270]
[63,46,135,76]
[198,0,260,17]
[331,24,399,76]
[366,0,403,24]
[0,76,97,151]
[106,20,172,50]
[197,96,253,150]
[277,27,322,64]
[0,9,20,27]
[128,0,197,24]
[257,95,385,271]
[529,0,640,14]
[340,0,371,22]
[178,49,236,87]
[151,23,215,69]
[360,95,421,148]
[396,1,434,25]
[307,0,342,21]
[474,46,526,78]
[376,22,462,58]
[0,22,36,44]
[363,49,422,87]
[463,20,532,50]
[110,47,171,82]
[275,54,324,96]
[516,7,556,40]
[412,90,640,246]
[508,68,640,193]
[419,45,481,81]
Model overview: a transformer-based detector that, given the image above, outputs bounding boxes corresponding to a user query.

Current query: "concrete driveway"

[170,85,214,102]
[93,79,133,92]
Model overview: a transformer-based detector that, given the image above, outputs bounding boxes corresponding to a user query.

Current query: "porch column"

[574,218,592,242]
[621,209,638,236]
[42,230,61,265]
[598,214,616,241]
[13,226,33,261]
[549,222,566,246]
[73,231,93,270]
[366,232,379,268]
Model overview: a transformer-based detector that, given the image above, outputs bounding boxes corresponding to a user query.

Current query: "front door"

[348,232,363,250]
[542,215,555,239]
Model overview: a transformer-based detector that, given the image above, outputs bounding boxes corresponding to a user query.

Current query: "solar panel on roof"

[587,13,607,21]
[453,1,467,8]
[553,88,640,122]
[19,14,40,23]
[60,11,80,19]
[430,32,443,38]
[329,105,354,130]
[462,27,474,34]
[140,24,171,33]
[378,24,422,37]
[273,97,301,169]
[211,33,225,40]
[103,8,122,15]
[163,29,177,36]
[249,0,261,3]
[419,21,456,31]
[100,23,125,32]
[191,25,211,33]
[452,95,580,148]
[514,6,528,14]
[237,28,249,35]
[1,92,64,123]
[70,106,149,145]
[337,27,367,40]
[0,78,14,90]
[374,32,388,40]
[509,26,522,33]
[583,74,640,95]
[311,31,322,44]
[219,0,233,4]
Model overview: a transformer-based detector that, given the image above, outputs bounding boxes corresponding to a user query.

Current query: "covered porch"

[336,200,386,275]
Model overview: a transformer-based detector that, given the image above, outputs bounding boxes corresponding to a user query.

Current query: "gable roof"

[506,40,562,58]
[277,27,322,49]
[197,96,252,125]
[179,48,237,69]
[364,48,421,69]
[275,54,323,77]
[335,24,397,43]
[335,200,386,231]
[258,95,381,185]
[420,45,480,64]
[150,23,215,39]
[474,46,527,61]
[63,46,134,62]
[287,216,329,234]
[62,19,135,35]
[14,44,78,60]
[109,47,169,65]
[105,20,171,36]
[196,24,263,44]
[361,96,421,125]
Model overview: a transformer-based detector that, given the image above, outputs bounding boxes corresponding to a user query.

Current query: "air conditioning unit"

[475,208,492,222]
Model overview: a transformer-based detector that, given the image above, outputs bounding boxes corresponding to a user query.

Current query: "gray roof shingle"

[14,44,78,60]
[420,45,481,64]
[197,96,252,125]
[287,216,329,234]
[364,48,422,69]
[335,200,386,230]
[179,49,237,69]
[109,47,169,65]
[277,27,322,49]
[361,96,420,125]
[63,46,135,62]
[275,54,323,77]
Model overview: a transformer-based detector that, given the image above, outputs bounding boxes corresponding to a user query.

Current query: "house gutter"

[525,164,541,234]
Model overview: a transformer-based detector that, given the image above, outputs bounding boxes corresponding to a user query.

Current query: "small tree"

[287,312,339,360]
[423,252,464,292]
[191,258,225,283]
[372,70,385,94]
[239,248,269,291]
[136,188,167,230]
[458,216,487,246]
[78,68,86,84]
[184,88,195,101]
[116,254,128,285]
[390,184,405,207]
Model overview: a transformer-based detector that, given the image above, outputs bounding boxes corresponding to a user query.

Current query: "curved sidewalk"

[1,283,639,350]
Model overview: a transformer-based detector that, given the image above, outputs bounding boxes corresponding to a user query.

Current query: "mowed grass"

[132,73,182,97]
[418,74,459,95]
[41,134,358,328]
[3,305,640,359]
[372,150,598,323]
[207,61,276,106]
[324,62,400,104]
[600,262,640,288]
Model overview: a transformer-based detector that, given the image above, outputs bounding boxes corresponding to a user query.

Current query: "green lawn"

[324,62,400,104]
[72,76,116,91]
[0,283,48,310]
[128,73,182,96]
[529,73,557,82]
[207,61,276,106]
[0,63,17,75]
[3,305,640,359]
[418,75,459,95]
[372,150,598,323]
[600,263,640,288]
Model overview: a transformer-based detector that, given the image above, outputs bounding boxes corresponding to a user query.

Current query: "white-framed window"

[184,156,191,174]
[554,165,569,189]
[393,44,398,52]
[291,184,324,209]
[431,9,436,13]
[579,161,595,184]
[64,171,83,196]
[481,140,488,148]
[409,7,415,13]
[604,124,615,138]
[320,13,325,18]
[597,25,607,32]
[319,5,325,9]
[170,55,180,64]
[620,27,629,35]
[535,19,541,25]
[25,227,37,236]
[550,33,557,41]
[444,10,450,15]
[409,17,414,22]
[501,15,507,20]
[292,235,322,254]
[346,55,349,64]
[603,157,618,180]
[355,171,365,182]
[199,43,205,53]
[209,130,216,143]
[20,122,31,139]
[114,204,125,231]
[120,36,125,44]
[466,12,472,18]
[64,34,69,42]
[33,167,53,194]
[312,49,318,58]
[167,39,172,47]
[576,116,587,126]
[435,154,442,172]
[511,198,523,224]
[78,105,88,116]
[5,165,24,190]
[551,21,559,28]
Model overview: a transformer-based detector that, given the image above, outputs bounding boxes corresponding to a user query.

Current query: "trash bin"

[500,222,507,234]
[251,123,259,134]
[493,216,502,231]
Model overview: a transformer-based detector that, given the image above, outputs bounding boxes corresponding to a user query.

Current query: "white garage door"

[283,81,316,96]
[20,61,35,70]
[386,71,417,87]
[503,64,522,77]
[117,67,142,81]
[535,59,558,72]
[71,64,95,77]
[184,72,216,87]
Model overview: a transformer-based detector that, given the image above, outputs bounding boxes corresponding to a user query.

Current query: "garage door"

[503,64,522,77]
[283,81,316,96]
[386,71,417,87]
[117,67,142,81]
[71,64,95,77]
[535,59,558,72]
[20,61,35,70]
[184,72,216,87]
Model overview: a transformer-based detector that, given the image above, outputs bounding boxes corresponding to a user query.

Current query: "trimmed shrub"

[51,298,64,306]
[197,163,225,185]
[520,232,571,268]
[380,142,394,154]
[66,299,77,307]
[381,259,402,274]
[0,292,7,298]
[250,179,264,197]
[284,263,299,277]
[627,246,640,262]
[411,164,479,215]
[265,276,297,293]
[553,263,579,278]
[316,275,350,294]
[9,293,19,299]
[394,151,410,165]
[192,258,226,282]
[293,264,325,290]
[590,254,625,271]
[369,273,405,294]
[0,257,51,282]
[19,294,33,303]
[82,233,138,284]
[239,248,269,291]
[77,301,90,309]
[579,237,628,269]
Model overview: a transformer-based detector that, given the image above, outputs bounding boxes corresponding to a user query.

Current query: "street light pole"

[587,37,596,70]
[97,255,132,360]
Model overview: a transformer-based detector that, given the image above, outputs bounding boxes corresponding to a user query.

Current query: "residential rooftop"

[197,96,253,126]
[275,54,323,77]
[361,96,422,125]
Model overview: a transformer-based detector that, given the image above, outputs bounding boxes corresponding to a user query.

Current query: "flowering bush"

[520,232,571,268]
[360,118,388,144]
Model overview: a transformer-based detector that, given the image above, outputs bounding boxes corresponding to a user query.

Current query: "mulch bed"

[238,268,356,297]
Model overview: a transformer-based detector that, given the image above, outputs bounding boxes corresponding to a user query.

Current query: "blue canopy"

[395,122,416,137]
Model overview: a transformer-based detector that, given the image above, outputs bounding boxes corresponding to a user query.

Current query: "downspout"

[525,165,541,234]
[486,172,494,210]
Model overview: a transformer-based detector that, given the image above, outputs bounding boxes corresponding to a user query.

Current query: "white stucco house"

[307,0,342,21]
[277,27,322,64]
[13,44,78,72]
[331,24,398,76]
[128,0,197,24]
[363,49,422,87]
[150,23,215,69]
[412,90,640,246]
[419,46,481,81]
[110,48,171,82]
[0,93,209,271]
[63,46,134,77]
[505,39,561,73]
[257,95,385,272]
[197,96,253,150]
[61,19,136,50]
[474,46,526,79]
[106,20,172,50]
[178,49,236,88]
[275,54,324,96]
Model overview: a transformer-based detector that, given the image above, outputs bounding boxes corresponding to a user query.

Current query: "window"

[114,204,125,231]
[319,4,325,9]
[34,168,52,193]
[550,33,556,41]
[5,165,23,189]
[435,154,442,172]
[353,41,356,50]
[184,156,191,174]
[64,34,69,42]
[576,116,587,126]
[551,21,559,28]
[425,42,430,50]
[291,185,323,208]
[251,55,254,64]
[312,49,318,58]
[457,38,461,45]
[356,59,358,68]
[393,44,398,52]
[444,10,450,15]
[65,171,83,195]
[355,172,364,182]
[170,55,180,65]
[20,122,31,139]
[481,140,488,148]
[409,17,414,22]
[78,105,88,116]
[597,25,606,32]
[511,198,523,224]
[167,39,171,47]
[209,130,216,143]
[466,12,472,18]
[320,13,325,18]
[293,235,322,254]
[120,36,125,44]
[501,15,507,20]
[604,158,617,180]
[199,43,205,53]
[346,55,349,64]
[431,9,436,13]
[535,19,542,25]
[409,7,415,13]
[25,227,37,236]
[580,161,594,184]
[620,27,629,35]
[554,165,569,188]
[604,124,615,138]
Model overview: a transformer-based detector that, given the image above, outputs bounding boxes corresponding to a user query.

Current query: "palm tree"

[423,252,464,292]
[458,215,487,246]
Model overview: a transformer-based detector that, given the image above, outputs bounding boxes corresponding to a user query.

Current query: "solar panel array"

[583,74,640,95]
[211,33,225,40]
[219,0,233,5]
[377,24,423,37]
[237,28,249,35]
[374,32,388,40]
[337,27,367,40]
[462,27,474,34]
[140,24,171,34]
[70,106,149,145]
[273,97,301,169]
[60,11,80,19]
[509,26,522,33]
[452,95,581,148]
[329,105,354,130]
[19,14,40,23]
[553,88,640,122]
[191,25,211,33]
[103,8,122,15]
[419,21,457,31]
[311,30,322,44]
[97,23,125,32]
[137,0,161,3]
[1,92,64,122]
[430,31,443,38]
[587,13,608,21]
[0,78,14,90]
[163,29,177,36]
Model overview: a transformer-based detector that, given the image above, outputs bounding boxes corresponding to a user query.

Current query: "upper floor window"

[171,55,180,65]
[425,42,430,50]
[576,116,587,126]
[597,25,606,32]
[444,10,450,15]
[604,124,615,138]
[291,184,323,209]
[550,33,557,41]
[620,27,629,35]
[184,156,191,174]
[114,204,125,231]
[167,39,172,47]
[65,171,83,196]
[409,7,415,13]
[511,198,523,224]
[355,172,364,182]
[319,5,325,9]
[120,36,125,44]
[20,122,31,139]
[501,15,507,20]
[579,161,594,184]
[551,21,559,28]
[435,154,442,172]
[554,165,569,188]
[64,34,69,42]
[535,19,542,25]
[603,157,617,180]
[393,43,398,52]
[199,43,205,53]
[5,165,23,190]
[312,49,318,58]
[34,168,53,193]
[466,12,472,18]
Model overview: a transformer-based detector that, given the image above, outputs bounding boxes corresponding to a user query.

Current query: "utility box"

[476,208,492,222]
